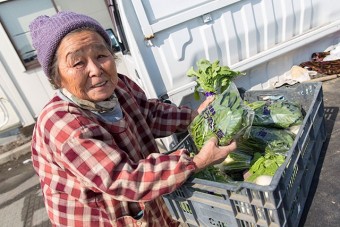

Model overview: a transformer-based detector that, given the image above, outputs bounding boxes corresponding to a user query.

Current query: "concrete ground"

[0,77,339,227]
[299,78,340,227]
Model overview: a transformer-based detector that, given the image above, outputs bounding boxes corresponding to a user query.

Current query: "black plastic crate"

[163,82,326,227]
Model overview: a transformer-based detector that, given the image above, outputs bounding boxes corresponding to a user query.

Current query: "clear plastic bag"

[237,126,296,155]
[247,99,303,129]
[189,82,254,150]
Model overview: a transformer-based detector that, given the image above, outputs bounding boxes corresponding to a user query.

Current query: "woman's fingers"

[220,140,237,152]
[197,95,215,114]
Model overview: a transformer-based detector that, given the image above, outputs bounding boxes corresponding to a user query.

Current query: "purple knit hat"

[29,11,111,78]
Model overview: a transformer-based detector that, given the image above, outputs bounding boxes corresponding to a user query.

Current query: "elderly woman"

[29,11,236,227]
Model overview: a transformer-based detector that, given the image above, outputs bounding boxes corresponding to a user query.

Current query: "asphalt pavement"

[0,152,51,227]
[0,78,339,227]
[299,77,340,227]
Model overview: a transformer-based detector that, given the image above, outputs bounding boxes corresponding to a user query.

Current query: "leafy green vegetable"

[247,100,303,128]
[187,59,244,99]
[245,152,286,183]
[193,165,232,183]
[188,83,254,150]
[188,151,232,183]
[217,150,252,172]
[237,126,295,155]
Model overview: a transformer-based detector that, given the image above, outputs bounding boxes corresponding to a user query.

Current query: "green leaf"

[186,67,198,77]
[194,90,200,100]
[246,153,286,183]
[186,59,245,96]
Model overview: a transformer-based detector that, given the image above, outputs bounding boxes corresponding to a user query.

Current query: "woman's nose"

[87,59,102,77]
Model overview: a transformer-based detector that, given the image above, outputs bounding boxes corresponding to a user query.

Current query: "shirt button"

[136,221,142,226]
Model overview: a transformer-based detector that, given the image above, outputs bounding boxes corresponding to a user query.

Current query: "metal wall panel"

[120,0,340,106]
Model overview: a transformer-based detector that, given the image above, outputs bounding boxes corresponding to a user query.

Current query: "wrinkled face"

[56,30,118,102]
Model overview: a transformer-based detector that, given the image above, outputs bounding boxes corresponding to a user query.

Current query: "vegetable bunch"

[188,82,254,150]
[217,150,253,172]
[187,59,244,99]
[247,100,303,128]
[237,126,296,155]
[245,152,286,183]
[193,165,231,183]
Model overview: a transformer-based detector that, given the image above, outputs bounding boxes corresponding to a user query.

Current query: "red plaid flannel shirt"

[31,75,196,226]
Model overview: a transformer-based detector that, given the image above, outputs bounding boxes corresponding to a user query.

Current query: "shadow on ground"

[299,106,339,227]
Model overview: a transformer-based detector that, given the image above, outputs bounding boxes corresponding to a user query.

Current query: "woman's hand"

[197,95,214,114]
[192,137,237,172]
[191,96,215,121]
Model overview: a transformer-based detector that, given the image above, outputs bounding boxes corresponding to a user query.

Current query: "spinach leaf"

[187,59,244,99]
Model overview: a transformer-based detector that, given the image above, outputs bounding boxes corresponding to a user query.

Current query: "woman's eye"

[73,61,84,68]
[98,55,107,59]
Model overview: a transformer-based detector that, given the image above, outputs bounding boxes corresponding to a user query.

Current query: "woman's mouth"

[92,81,107,88]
